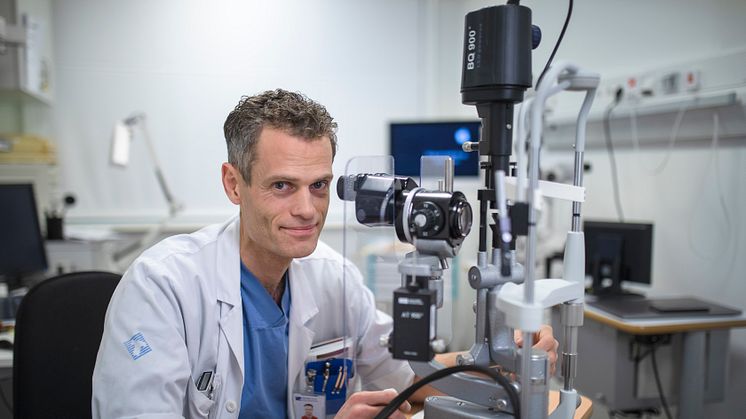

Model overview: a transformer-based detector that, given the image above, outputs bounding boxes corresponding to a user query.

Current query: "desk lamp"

[109,113,183,269]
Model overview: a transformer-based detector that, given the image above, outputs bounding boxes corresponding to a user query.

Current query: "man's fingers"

[513,326,559,376]
[343,403,407,419]
[383,388,411,412]
[387,411,408,419]
[348,389,395,405]
[513,329,523,347]
[347,389,411,412]
[514,326,554,349]
[534,325,555,350]
[547,341,558,375]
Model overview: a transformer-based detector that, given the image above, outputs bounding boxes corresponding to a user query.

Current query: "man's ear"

[221,162,243,205]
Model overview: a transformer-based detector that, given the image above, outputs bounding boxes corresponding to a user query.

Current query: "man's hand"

[335,388,411,419]
[514,325,560,375]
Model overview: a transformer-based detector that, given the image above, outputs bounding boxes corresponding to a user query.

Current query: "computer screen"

[0,184,48,287]
[583,220,653,296]
[389,121,481,177]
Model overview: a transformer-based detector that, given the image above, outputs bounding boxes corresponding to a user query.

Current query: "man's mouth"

[282,224,317,236]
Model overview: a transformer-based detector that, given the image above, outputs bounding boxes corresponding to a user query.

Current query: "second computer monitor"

[584,220,653,297]
[389,121,481,177]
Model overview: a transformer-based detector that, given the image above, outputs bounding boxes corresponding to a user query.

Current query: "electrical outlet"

[624,76,641,100]
[622,75,656,101]
[683,69,701,92]
[639,75,655,97]
[660,71,681,95]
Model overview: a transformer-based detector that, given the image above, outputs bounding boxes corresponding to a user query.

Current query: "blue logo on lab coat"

[124,332,152,360]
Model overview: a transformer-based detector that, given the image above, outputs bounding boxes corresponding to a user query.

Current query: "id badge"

[293,393,325,419]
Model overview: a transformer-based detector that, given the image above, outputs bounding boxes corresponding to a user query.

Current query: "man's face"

[225,127,333,265]
[304,405,313,415]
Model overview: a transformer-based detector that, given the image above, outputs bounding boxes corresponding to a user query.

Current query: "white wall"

[52,0,430,224]
[430,1,746,417]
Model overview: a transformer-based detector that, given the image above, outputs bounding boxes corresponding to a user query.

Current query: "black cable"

[535,0,574,89]
[650,344,673,419]
[608,408,658,418]
[635,347,653,363]
[603,89,625,222]
[372,364,520,419]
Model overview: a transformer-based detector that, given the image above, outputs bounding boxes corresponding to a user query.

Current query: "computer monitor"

[583,220,653,297]
[389,121,481,177]
[0,184,48,289]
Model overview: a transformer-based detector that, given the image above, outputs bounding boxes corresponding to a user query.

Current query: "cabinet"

[0,0,54,137]
[1,0,56,226]
[0,0,53,103]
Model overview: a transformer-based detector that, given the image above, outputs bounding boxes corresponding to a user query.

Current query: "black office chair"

[12,271,121,419]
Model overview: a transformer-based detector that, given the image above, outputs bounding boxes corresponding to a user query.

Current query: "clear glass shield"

[419,155,456,346]
[340,156,409,318]
[419,155,453,191]
[340,155,455,362]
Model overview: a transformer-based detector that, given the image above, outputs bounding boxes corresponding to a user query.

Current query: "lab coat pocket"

[187,380,215,418]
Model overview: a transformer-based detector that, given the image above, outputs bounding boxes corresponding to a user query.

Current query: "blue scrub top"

[239,263,291,418]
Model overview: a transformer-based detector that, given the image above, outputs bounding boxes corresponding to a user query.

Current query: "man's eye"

[273,182,287,190]
[311,181,328,190]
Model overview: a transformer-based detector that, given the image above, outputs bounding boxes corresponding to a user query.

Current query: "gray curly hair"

[223,89,338,183]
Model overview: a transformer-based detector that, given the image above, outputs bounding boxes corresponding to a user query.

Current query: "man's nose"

[291,189,316,219]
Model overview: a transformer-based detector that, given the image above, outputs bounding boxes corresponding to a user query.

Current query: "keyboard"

[587,296,741,319]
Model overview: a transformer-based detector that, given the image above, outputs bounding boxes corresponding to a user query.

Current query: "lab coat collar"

[216,215,241,307]
[216,215,244,377]
[288,259,320,326]
[286,253,320,415]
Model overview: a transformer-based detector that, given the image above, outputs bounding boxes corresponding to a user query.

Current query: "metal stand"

[425,396,515,418]
[678,331,706,419]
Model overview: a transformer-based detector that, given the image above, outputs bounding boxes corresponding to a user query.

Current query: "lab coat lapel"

[216,216,244,377]
[287,259,319,411]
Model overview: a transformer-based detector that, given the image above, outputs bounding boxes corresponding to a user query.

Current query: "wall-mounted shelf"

[608,91,737,120]
[0,88,52,105]
[541,49,746,150]
[544,89,746,150]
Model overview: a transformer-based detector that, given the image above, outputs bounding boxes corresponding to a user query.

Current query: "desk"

[45,239,120,275]
[567,304,746,419]
[408,391,593,418]
[548,392,593,419]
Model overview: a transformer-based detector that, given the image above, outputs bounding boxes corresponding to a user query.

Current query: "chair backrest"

[13,271,121,419]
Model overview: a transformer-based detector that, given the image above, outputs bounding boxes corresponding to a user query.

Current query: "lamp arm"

[130,115,183,216]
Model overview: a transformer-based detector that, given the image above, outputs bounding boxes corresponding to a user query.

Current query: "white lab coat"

[92,215,414,418]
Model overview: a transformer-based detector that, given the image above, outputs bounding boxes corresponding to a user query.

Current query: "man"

[301,404,318,419]
[92,89,557,418]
